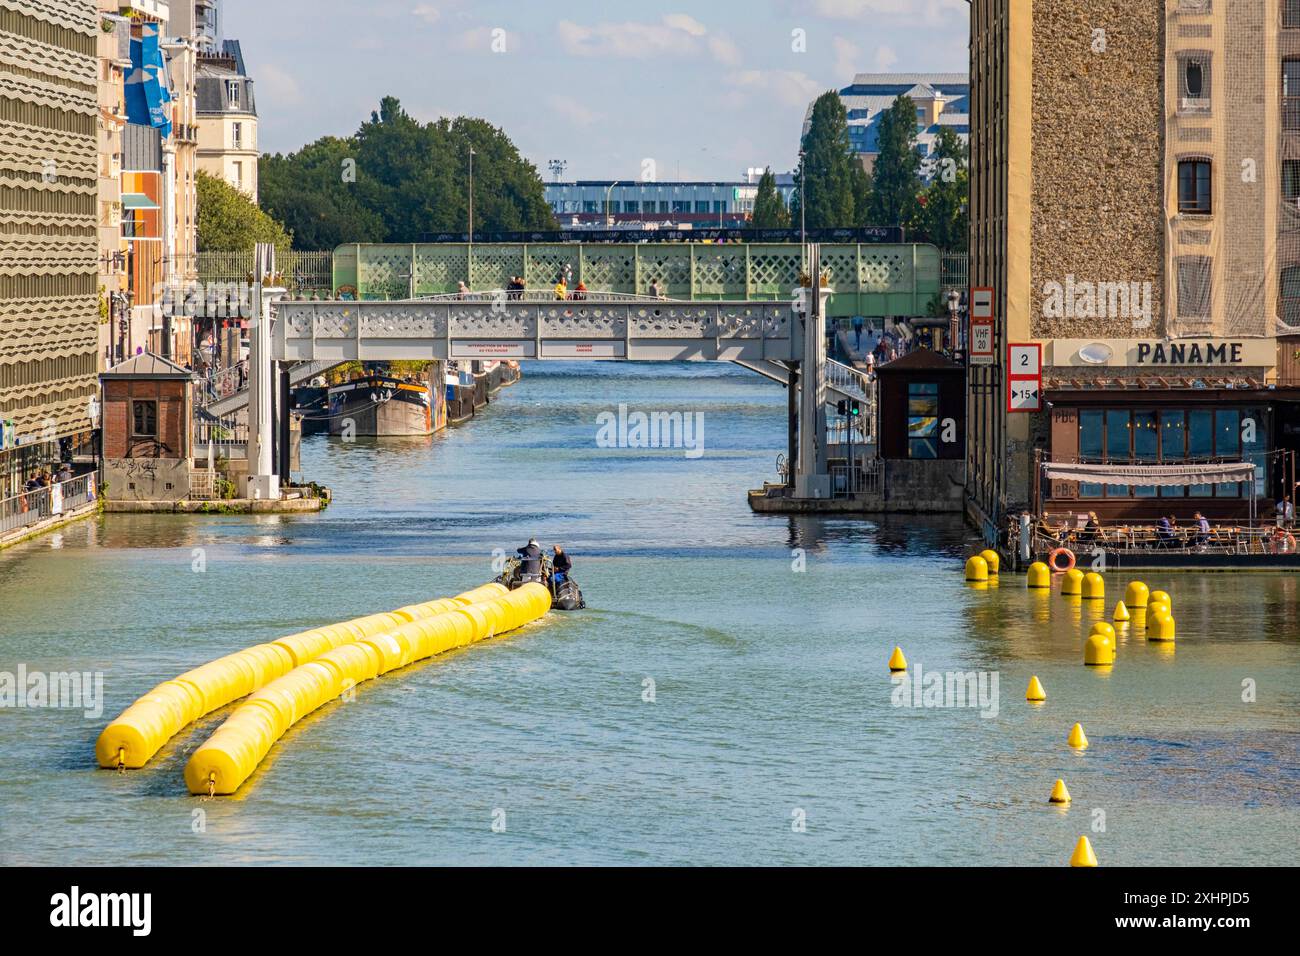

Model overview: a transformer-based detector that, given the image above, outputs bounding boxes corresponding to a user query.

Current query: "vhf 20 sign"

[1006,343,1041,413]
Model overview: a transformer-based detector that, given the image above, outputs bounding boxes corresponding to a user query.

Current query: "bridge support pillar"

[793,245,832,500]
[247,243,281,500]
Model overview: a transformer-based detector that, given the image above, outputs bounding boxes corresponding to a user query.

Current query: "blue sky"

[225,0,969,181]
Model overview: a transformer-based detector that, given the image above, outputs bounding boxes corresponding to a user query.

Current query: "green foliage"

[867,95,922,229]
[258,96,556,249]
[750,167,790,228]
[916,127,968,251]
[790,91,870,230]
[195,170,291,253]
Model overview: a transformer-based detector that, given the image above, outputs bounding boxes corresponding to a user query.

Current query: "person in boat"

[517,538,543,576]
[551,544,572,584]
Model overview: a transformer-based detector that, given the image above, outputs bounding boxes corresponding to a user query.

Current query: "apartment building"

[967,0,1300,537]
[0,0,101,494]
[196,37,256,200]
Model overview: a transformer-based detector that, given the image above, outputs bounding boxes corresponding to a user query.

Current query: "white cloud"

[725,69,825,109]
[557,15,739,64]
[256,62,304,108]
[873,44,899,72]
[708,35,742,67]
[548,94,601,128]
[831,36,859,82]
[411,3,440,26]
[663,13,708,37]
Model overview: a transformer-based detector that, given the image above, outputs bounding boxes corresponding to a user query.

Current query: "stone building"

[0,0,101,497]
[196,37,256,200]
[968,0,1300,535]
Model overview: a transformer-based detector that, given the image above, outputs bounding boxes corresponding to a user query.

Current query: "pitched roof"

[100,352,194,380]
[876,347,964,373]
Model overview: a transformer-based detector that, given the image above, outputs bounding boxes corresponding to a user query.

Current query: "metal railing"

[831,458,883,498]
[416,289,675,303]
[826,358,871,402]
[193,250,334,296]
[193,412,248,447]
[0,473,96,538]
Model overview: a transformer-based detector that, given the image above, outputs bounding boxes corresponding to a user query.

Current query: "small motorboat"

[496,556,585,610]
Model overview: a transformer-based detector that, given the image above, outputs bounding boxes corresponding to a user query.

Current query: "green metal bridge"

[331,242,942,319]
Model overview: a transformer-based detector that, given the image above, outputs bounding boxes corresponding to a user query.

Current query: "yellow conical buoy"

[979,549,1000,574]
[1026,561,1051,588]
[1084,633,1114,666]
[1061,568,1084,596]
[888,646,907,672]
[1026,675,1046,702]
[1049,778,1071,804]
[965,555,989,582]
[1124,581,1149,609]
[1149,611,1176,642]
[1067,722,1089,749]
[1070,835,1098,867]
[1149,589,1171,609]
[1113,600,1130,622]
[1082,571,1105,600]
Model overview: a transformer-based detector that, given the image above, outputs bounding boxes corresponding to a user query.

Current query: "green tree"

[750,167,791,228]
[260,136,386,250]
[868,94,922,229]
[790,91,869,230]
[917,127,968,251]
[195,170,291,252]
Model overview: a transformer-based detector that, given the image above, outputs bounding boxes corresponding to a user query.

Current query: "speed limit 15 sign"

[1006,343,1042,413]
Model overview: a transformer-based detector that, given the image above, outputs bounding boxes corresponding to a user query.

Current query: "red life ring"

[1048,547,1076,573]
[1270,530,1297,555]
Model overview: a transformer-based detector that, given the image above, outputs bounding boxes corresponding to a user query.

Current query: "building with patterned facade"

[966,0,1300,539]
[0,0,101,495]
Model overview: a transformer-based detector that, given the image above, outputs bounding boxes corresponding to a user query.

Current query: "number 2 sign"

[1007,343,1042,412]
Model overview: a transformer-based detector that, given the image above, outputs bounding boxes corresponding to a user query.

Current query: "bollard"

[1070,835,1098,867]
[1113,600,1130,622]
[1061,568,1085,596]
[1149,611,1176,642]
[888,646,907,672]
[1049,779,1071,804]
[1084,633,1114,666]
[1026,561,1052,589]
[1082,572,1105,601]
[1026,675,1047,702]
[1067,722,1089,750]
[1124,581,1149,609]
[979,549,1001,574]
[965,555,989,582]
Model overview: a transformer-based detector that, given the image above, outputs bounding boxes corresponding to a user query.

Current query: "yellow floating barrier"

[1049,779,1071,804]
[1113,600,1130,622]
[1124,581,1149,610]
[1026,675,1047,702]
[888,646,908,672]
[965,555,989,582]
[1026,561,1051,589]
[95,582,508,769]
[1067,722,1089,750]
[1149,611,1176,642]
[979,549,1000,574]
[1082,572,1105,601]
[1084,632,1114,666]
[1070,835,1098,867]
[185,583,552,795]
[1149,589,1171,609]
[1061,568,1084,596]
[1148,600,1170,619]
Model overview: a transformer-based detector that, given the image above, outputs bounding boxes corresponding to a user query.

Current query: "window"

[1079,409,1104,497]
[1178,56,1210,111]
[713,200,725,213]
[658,201,670,213]
[582,201,598,213]
[131,400,157,438]
[1160,411,1186,497]
[907,383,940,459]
[695,201,710,213]
[1177,159,1211,214]
[1285,60,1300,128]
[231,121,242,148]
[232,161,242,188]
[226,81,240,109]
[1177,256,1212,318]
[672,201,690,213]
[1283,266,1300,325]
[623,200,639,214]
[1285,160,1300,202]
[1287,0,1300,28]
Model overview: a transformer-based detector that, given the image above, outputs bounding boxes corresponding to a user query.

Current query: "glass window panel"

[1160,410,1186,496]
[1241,406,1267,496]
[1214,409,1240,457]
[909,438,938,459]
[1105,410,1131,496]
[1079,410,1103,461]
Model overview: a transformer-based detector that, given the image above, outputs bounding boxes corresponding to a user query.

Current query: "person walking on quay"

[852,315,864,351]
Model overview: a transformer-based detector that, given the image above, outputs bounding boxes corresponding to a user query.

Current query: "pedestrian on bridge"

[554,278,568,300]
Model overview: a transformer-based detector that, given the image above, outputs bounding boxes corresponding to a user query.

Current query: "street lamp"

[467,145,476,242]
[798,148,806,246]
[605,181,619,227]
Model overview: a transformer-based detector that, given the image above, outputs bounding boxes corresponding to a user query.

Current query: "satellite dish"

[1078,342,1113,365]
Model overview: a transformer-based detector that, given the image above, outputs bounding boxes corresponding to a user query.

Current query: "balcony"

[118,1,169,22]
[1178,97,1211,116]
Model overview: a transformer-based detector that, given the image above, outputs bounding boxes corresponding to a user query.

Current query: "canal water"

[1,362,1297,865]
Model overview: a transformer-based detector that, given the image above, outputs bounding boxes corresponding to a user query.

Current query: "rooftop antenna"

[547,159,567,182]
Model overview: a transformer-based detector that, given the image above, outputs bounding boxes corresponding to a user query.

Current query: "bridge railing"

[418,290,673,304]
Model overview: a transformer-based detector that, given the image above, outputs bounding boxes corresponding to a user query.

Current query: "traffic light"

[837,399,862,417]
[850,400,861,417]
[836,399,848,416]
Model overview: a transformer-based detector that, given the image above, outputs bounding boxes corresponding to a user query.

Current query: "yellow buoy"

[1124,581,1149,609]
[1070,835,1098,867]
[1082,571,1105,600]
[888,646,907,672]
[1084,633,1114,666]
[1049,778,1071,804]
[1148,600,1170,619]
[1149,589,1171,609]
[1026,561,1051,589]
[1026,675,1047,702]
[979,549,1001,574]
[1089,621,1116,639]
[1067,722,1089,749]
[1061,568,1085,596]
[1113,600,1130,622]
[1149,611,1176,642]
[965,555,989,582]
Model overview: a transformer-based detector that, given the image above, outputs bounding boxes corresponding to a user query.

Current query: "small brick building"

[100,353,193,501]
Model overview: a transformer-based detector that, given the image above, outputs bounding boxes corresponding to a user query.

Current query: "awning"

[121,193,158,210]
[1043,461,1256,487]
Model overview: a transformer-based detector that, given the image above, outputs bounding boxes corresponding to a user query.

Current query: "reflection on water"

[0,362,1296,866]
